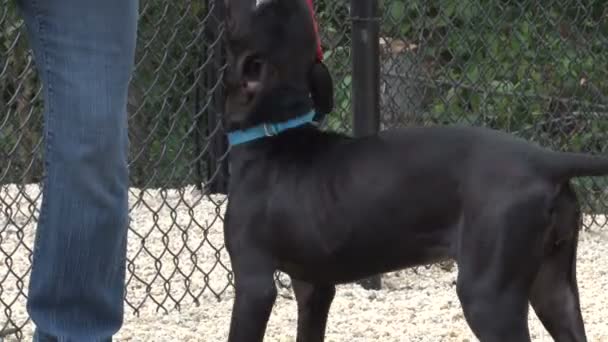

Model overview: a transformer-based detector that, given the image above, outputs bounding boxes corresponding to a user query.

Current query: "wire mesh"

[376,0,608,216]
[0,0,234,338]
[1,0,608,339]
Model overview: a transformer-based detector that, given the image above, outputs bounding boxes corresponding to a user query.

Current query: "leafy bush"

[3,0,608,212]
[316,0,608,212]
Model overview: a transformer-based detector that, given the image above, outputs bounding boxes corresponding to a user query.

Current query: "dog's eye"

[242,55,263,79]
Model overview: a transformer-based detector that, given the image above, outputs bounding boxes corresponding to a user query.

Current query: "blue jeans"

[15,0,138,340]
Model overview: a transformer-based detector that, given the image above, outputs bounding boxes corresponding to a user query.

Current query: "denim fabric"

[15,0,138,340]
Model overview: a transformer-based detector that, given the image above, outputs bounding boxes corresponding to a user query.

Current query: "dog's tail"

[542,150,608,181]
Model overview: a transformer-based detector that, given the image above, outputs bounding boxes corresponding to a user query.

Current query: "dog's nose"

[224,0,257,38]
[255,0,271,7]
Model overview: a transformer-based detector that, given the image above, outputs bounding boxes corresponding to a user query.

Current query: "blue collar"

[227,110,317,146]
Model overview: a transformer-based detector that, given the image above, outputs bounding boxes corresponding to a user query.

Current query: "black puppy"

[221,0,606,341]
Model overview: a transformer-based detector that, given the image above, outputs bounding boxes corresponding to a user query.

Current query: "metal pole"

[351,0,382,290]
[351,0,380,136]
[205,0,229,194]
[194,41,205,193]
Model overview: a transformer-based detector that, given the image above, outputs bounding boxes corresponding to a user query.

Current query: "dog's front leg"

[292,279,336,342]
[227,251,277,342]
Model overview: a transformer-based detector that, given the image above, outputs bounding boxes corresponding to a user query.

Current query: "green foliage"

[1,0,217,188]
[379,0,608,150]
[3,0,608,212]
[127,0,212,188]
[1,2,44,184]
[317,0,608,212]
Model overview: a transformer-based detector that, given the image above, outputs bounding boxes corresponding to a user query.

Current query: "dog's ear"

[309,61,334,119]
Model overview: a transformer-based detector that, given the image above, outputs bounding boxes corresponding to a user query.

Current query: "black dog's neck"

[228,86,315,132]
[227,89,328,176]
[226,86,342,183]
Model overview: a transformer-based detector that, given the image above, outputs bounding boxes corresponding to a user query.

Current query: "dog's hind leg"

[529,241,587,342]
[529,184,587,342]
[292,279,336,342]
[227,250,277,342]
[456,188,552,342]
[456,275,532,342]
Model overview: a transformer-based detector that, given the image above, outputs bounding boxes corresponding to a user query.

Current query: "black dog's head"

[223,0,333,130]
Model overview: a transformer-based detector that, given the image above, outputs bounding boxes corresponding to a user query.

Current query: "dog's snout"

[224,0,258,39]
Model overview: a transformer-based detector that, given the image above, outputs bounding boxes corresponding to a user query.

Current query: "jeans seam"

[27,0,56,340]
[29,0,53,277]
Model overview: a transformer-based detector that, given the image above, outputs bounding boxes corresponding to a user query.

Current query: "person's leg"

[15,0,138,340]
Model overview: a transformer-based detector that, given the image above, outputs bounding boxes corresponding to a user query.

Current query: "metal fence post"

[204,0,229,194]
[351,0,381,136]
[351,0,382,290]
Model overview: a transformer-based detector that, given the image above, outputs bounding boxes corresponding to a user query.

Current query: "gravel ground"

[1,184,608,341]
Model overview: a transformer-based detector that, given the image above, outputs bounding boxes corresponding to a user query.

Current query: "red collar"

[305,0,324,62]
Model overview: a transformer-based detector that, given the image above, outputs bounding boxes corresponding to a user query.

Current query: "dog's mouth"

[236,52,267,102]
[241,53,263,84]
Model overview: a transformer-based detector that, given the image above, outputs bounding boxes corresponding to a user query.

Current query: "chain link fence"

[1,0,607,339]
[374,0,608,214]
